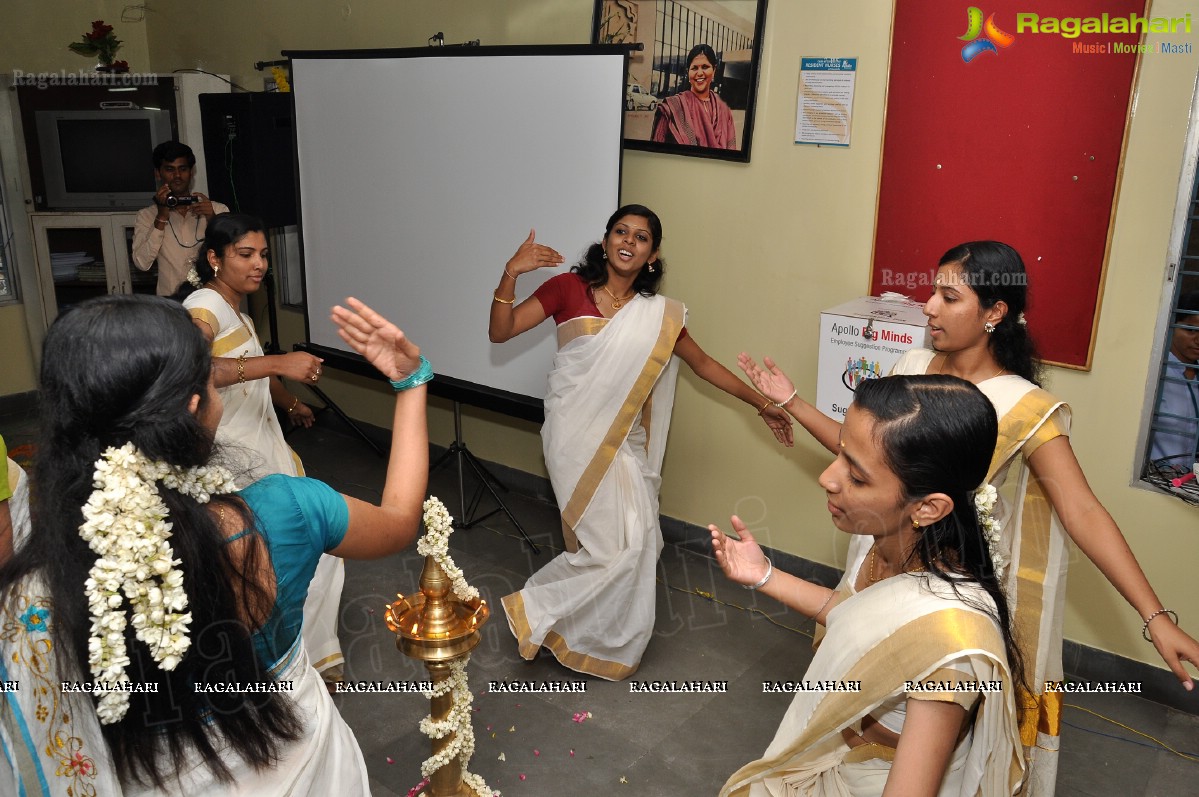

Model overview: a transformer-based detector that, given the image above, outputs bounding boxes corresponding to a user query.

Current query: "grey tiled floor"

[284,415,1199,797]
[3,405,1197,796]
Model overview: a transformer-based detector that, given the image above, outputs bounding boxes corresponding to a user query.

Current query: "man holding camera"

[132,141,229,296]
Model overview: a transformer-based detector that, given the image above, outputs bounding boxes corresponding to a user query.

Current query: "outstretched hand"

[275,351,324,383]
[709,516,771,587]
[739,354,797,406]
[506,229,564,276]
[760,405,794,447]
[1148,617,1199,691]
[330,297,422,382]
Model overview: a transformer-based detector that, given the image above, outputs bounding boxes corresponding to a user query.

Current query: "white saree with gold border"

[885,349,1069,794]
[184,289,346,677]
[502,293,685,680]
[720,564,1024,797]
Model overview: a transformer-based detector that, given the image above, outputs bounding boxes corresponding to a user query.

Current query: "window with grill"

[0,154,17,305]
[1141,106,1199,504]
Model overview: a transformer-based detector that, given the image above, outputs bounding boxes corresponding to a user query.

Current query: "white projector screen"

[288,47,626,411]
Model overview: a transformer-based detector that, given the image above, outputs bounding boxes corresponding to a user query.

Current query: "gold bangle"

[236,353,247,384]
[756,399,772,416]
[504,268,518,281]
[813,588,837,619]
[286,397,300,414]
[493,293,516,305]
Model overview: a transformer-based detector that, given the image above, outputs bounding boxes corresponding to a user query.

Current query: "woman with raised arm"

[0,294,428,795]
[715,375,1024,796]
[175,213,347,690]
[490,204,792,680]
[741,241,1199,793]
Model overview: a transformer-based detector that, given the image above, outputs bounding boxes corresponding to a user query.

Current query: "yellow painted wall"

[0,1,154,395]
[5,0,1198,671]
[1,2,153,74]
[0,306,37,394]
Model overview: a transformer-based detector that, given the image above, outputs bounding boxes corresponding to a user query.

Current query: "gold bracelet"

[236,353,247,384]
[286,397,300,414]
[493,293,516,305]
[756,399,772,416]
[504,268,518,281]
[813,588,837,619]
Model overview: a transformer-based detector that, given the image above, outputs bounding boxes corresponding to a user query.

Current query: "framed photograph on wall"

[594,0,768,162]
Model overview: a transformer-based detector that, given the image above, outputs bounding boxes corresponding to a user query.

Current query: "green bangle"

[390,355,433,392]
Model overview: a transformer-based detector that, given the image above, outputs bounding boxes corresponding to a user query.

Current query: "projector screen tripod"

[257,268,384,458]
[433,400,539,553]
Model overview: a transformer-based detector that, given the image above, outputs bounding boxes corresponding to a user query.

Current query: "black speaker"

[199,92,297,228]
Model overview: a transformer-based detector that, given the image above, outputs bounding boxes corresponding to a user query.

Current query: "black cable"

[170,68,252,93]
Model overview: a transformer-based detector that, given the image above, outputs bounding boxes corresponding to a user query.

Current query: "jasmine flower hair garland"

[973,483,1007,581]
[79,442,236,724]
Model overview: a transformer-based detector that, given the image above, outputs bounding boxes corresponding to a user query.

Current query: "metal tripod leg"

[431,401,539,553]
[305,384,386,458]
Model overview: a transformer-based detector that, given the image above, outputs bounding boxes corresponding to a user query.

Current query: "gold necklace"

[867,543,924,584]
[937,355,1005,382]
[867,545,883,583]
[209,282,251,333]
[601,283,635,309]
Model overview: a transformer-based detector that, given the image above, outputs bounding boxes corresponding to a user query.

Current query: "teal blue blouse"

[236,475,349,667]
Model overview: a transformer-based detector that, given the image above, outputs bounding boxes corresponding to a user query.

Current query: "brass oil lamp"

[386,554,490,796]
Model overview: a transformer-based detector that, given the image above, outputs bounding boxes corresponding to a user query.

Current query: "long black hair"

[172,213,266,302]
[572,203,665,296]
[0,295,301,787]
[853,374,1028,701]
[939,241,1042,385]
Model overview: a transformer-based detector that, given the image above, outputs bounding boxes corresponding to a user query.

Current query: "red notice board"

[870,0,1148,368]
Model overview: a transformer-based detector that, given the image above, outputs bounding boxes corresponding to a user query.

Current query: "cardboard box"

[816,296,930,420]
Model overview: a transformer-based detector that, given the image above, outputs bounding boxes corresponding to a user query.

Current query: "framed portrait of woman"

[594,0,768,162]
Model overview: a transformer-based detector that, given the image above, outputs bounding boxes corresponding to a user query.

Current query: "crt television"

[35,109,173,210]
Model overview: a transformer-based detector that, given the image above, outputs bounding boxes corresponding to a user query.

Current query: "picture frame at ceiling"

[594,0,768,162]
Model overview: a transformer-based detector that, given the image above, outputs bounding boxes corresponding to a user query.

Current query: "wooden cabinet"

[30,212,155,325]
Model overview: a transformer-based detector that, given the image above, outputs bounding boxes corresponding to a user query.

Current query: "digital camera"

[165,193,199,207]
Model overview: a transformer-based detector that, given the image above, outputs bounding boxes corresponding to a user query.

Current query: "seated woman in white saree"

[739,241,1199,795]
[0,294,429,795]
[488,205,794,680]
[713,375,1025,796]
[175,214,347,689]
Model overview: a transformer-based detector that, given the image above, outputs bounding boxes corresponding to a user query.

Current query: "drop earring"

[647,262,655,273]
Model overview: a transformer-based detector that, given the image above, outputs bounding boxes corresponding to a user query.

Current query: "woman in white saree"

[713,375,1025,796]
[740,241,1199,794]
[177,214,346,688]
[489,205,794,679]
[0,294,428,795]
